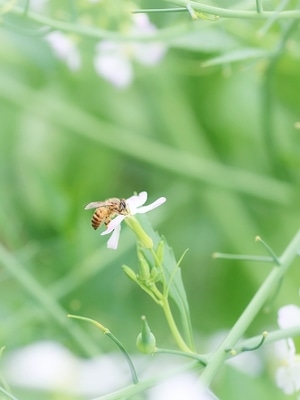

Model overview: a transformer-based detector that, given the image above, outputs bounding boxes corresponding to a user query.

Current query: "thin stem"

[0,0,300,44]
[132,7,186,14]
[0,386,19,400]
[156,347,207,364]
[0,244,99,356]
[163,0,300,20]
[200,229,300,386]
[240,331,268,351]
[68,315,139,384]
[255,236,280,265]
[106,333,138,384]
[235,325,300,352]
[212,253,274,263]
[255,0,263,13]
[261,18,299,179]
[90,361,201,400]
[149,248,194,350]
[161,296,193,353]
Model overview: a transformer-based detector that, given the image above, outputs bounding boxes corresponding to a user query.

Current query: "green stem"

[261,18,299,179]
[90,361,201,400]
[68,315,138,384]
[161,296,193,353]
[255,0,263,13]
[255,236,280,265]
[149,248,194,351]
[1,0,300,45]
[156,347,207,364]
[0,386,19,400]
[213,253,274,263]
[200,229,300,386]
[133,7,186,14]
[164,0,300,19]
[0,244,99,356]
[235,325,300,352]
[106,333,138,384]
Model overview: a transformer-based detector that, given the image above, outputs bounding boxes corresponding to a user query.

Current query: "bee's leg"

[104,217,111,228]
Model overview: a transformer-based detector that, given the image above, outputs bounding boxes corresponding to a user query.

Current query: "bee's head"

[119,199,129,215]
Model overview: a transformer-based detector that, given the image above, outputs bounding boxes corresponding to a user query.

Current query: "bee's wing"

[84,201,107,210]
[84,200,118,210]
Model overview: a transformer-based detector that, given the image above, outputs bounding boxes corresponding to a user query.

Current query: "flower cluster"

[94,14,166,88]
[43,12,165,87]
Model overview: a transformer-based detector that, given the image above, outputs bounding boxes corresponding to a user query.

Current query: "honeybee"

[84,198,129,230]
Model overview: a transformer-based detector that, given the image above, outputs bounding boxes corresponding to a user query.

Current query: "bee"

[84,198,129,230]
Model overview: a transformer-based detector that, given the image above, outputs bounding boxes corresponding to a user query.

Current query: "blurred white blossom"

[278,304,300,329]
[45,31,81,71]
[4,341,218,399]
[274,305,300,397]
[4,341,130,397]
[94,14,166,88]
[149,373,219,400]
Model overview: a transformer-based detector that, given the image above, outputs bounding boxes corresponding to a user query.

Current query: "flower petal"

[275,339,296,360]
[278,305,300,329]
[94,41,133,88]
[107,225,121,249]
[101,215,126,235]
[127,192,148,213]
[276,356,300,395]
[134,197,166,214]
[45,31,81,71]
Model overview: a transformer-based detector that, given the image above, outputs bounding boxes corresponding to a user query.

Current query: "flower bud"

[122,265,138,283]
[137,250,151,282]
[136,315,156,354]
[150,266,162,283]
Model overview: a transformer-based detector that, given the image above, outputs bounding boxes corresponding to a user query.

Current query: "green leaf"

[201,48,271,67]
[170,26,238,52]
[136,214,194,350]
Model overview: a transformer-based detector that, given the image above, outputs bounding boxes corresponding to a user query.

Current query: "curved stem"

[1,0,300,45]
[163,0,300,19]
[161,296,193,353]
[68,315,139,384]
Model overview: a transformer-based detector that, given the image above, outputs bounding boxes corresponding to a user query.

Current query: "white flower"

[101,191,166,249]
[278,304,300,329]
[94,14,166,88]
[274,305,300,396]
[45,31,81,71]
[3,341,132,396]
[149,373,219,400]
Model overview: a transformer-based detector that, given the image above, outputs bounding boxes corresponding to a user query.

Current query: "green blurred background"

[0,0,300,399]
